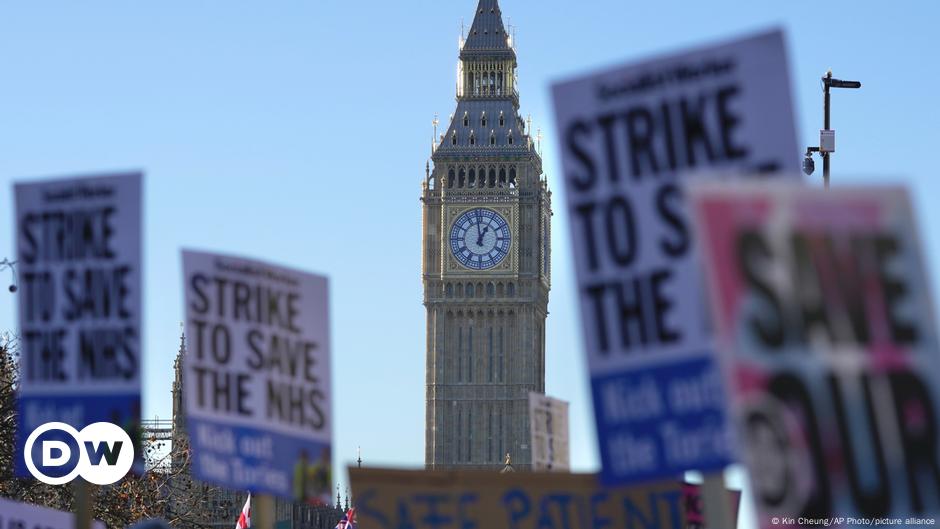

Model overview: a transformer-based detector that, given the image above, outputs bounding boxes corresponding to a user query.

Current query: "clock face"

[450,208,511,270]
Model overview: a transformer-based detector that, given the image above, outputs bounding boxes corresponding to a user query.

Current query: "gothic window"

[499,113,505,127]
[468,327,473,383]
[468,168,476,188]
[481,113,487,128]
[489,132,496,146]
[457,406,463,459]
[457,327,463,382]
[488,327,494,382]
[507,132,513,145]
[466,406,473,462]
[489,168,496,188]
[497,72,503,94]
[498,405,504,459]
[498,167,507,187]
[466,282,474,298]
[448,168,455,187]
[498,326,504,382]
[458,168,466,188]
[446,283,453,298]
[451,132,457,146]
[476,282,483,296]
[469,133,475,146]
[463,113,469,127]
[509,167,517,188]
[486,282,494,297]
[456,283,463,297]
[497,282,504,297]
[507,282,515,297]
[487,405,494,461]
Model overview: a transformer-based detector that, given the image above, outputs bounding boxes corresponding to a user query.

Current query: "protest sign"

[528,392,570,472]
[349,467,688,529]
[0,496,106,529]
[691,183,940,527]
[14,172,143,476]
[183,250,331,504]
[551,28,800,485]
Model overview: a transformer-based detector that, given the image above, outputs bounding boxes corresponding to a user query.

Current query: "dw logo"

[24,422,134,485]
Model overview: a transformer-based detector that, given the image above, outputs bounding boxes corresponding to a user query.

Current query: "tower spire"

[461,0,513,56]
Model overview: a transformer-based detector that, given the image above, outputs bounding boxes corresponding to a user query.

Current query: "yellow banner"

[349,468,689,529]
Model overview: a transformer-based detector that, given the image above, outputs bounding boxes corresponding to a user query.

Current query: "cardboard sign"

[183,250,331,504]
[0,497,105,529]
[691,184,940,527]
[349,468,688,529]
[528,392,570,471]
[14,173,143,476]
[551,29,800,485]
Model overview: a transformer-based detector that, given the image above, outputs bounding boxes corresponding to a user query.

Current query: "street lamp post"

[0,258,16,293]
[803,70,861,188]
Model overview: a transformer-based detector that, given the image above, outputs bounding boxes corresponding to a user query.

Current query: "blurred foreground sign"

[691,184,940,527]
[0,497,105,529]
[14,172,143,476]
[551,29,799,485]
[183,250,331,504]
[350,468,690,529]
[528,392,570,471]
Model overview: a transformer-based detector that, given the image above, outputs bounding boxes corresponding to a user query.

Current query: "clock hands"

[474,210,490,248]
[476,226,490,247]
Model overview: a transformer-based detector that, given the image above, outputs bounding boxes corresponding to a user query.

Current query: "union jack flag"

[334,508,356,529]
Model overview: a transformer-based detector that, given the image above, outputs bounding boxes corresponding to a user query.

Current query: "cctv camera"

[802,155,815,176]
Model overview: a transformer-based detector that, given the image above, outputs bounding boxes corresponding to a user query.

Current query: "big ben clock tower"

[422,0,551,470]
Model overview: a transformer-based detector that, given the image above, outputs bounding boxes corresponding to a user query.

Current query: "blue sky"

[2,0,939,521]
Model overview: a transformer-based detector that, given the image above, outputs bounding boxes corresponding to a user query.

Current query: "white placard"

[551,29,799,484]
[528,392,570,472]
[14,172,143,476]
[183,250,332,504]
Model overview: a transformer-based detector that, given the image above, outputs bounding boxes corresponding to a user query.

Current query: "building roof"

[461,0,514,58]
[432,0,543,163]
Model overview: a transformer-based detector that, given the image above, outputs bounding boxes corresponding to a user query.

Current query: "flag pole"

[73,479,92,529]
[255,494,275,529]
[702,472,734,529]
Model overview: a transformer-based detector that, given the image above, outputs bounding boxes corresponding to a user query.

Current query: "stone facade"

[423,0,551,471]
